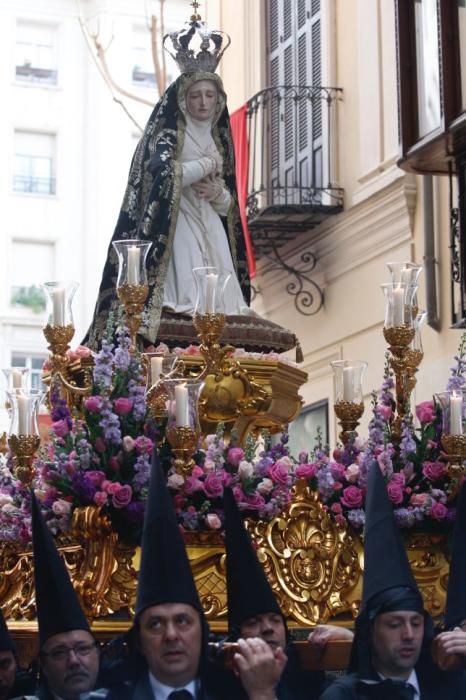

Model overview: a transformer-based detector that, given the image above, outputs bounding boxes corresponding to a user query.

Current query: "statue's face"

[186,80,218,120]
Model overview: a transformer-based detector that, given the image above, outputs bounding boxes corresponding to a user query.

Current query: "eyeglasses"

[42,642,98,662]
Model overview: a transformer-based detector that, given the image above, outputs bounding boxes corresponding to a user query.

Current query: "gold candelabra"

[43,324,93,409]
[8,434,40,485]
[117,283,149,352]
[440,433,466,478]
[165,425,200,477]
[334,400,364,445]
[383,325,415,436]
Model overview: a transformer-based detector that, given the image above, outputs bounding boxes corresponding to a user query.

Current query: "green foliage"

[10,285,45,313]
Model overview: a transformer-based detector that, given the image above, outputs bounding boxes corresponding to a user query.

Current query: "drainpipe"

[423,175,440,331]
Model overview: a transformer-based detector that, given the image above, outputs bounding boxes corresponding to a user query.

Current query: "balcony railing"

[15,64,57,84]
[246,85,343,254]
[13,175,56,195]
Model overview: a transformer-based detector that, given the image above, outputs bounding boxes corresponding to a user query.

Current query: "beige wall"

[218,0,461,446]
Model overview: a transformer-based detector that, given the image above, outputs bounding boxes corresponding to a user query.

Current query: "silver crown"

[163,15,231,74]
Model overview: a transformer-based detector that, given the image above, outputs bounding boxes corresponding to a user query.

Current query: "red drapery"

[230,104,256,278]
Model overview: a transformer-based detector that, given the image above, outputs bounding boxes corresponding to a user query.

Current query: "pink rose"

[345,464,360,483]
[203,473,224,498]
[268,462,289,485]
[410,493,428,507]
[93,491,108,507]
[112,484,133,508]
[242,493,266,511]
[422,461,446,481]
[51,420,69,438]
[173,494,187,509]
[331,463,346,480]
[387,481,404,505]
[134,436,154,455]
[168,473,184,489]
[84,470,106,487]
[295,463,317,480]
[335,514,347,526]
[227,447,245,466]
[52,499,72,516]
[331,503,343,514]
[416,400,435,424]
[391,472,405,486]
[206,513,222,529]
[85,396,103,413]
[203,459,215,473]
[102,480,121,495]
[114,398,134,415]
[275,456,293,471]
[430,501,448,520]
[257,478,274,495]
[332,448,343,461]
[184,477,204,495]
[192,466,204,478]
[340,486,363,509]
[376,404,393,421]
[73,345,92,359]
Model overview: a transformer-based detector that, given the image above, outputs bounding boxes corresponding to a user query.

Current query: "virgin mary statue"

[83,18,251,350]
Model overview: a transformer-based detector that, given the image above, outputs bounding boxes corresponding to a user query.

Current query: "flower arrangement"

[300,343,466,531]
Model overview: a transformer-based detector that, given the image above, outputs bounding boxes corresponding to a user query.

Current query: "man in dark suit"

[0,608,35,699]
[319,462,444,700]
[106,453,283,700]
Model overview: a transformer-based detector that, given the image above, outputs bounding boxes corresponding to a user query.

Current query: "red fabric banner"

[230,104,256,278]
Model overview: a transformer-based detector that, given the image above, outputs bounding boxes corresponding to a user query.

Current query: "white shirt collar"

[148,671,197,700]
[378,669,420,699]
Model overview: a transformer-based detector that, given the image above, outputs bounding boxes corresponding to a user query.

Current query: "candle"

[450,393,463,436]
[400,267,411,287]
[127,246,140,285]
[205,273,218,313]
[17,395,30,435]
[150,357,163,384]
[343,367,355,402]
[52,287,65,326]
[12,369,23,389]
[175,383,189,426]
[392,287,404,326]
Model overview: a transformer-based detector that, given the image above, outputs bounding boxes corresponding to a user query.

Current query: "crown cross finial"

[190,0,201,22]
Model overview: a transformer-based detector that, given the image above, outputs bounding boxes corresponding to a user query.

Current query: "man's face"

[40,629,99,700]
[0,650,16,700]
[371,610,424,680]
[239,612,287,650]
[138,603,202,687]
[186,80,218,120]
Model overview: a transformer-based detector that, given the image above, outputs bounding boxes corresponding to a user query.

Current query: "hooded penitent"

[84,70,250,351]
[349,462,430,677]
[135,449,203,617]
[444,482,466,629]
[30,492,91,646]
[0,608,15,654]
[223,487,281,634]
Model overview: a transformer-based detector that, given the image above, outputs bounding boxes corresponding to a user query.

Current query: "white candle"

[392,287,404,326]
[52,287,65,326]
[205,273,218,313]
[450,393,463,436]
[127,246,140,285]
[12,370,23,389]
[150,357,163,384]
[343,367,355,402]
[400,267,411,287]
[17,395,30,435]
[175,383,189,426]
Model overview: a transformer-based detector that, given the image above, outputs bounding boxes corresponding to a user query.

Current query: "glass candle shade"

[436,391,466,436]
[2,368,30,391]
[6,389,44,436]
[163,378,204,430]
[193,267,231,315]
[412,310,427,354]
[112,240,153,287]
[381,283,418,328]
[41,281,78,327]
[386,262,423,287]
[330,360,367,404]
[142,352,179,391]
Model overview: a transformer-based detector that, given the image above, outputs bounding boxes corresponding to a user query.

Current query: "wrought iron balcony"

[245,85,343,314]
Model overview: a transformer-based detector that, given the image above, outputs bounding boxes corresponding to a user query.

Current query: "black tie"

[168,691,194,700]
[380,679,416,700]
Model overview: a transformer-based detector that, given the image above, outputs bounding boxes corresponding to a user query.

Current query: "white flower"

[203,459,215,473]
[52,499,72,516]
[275,456,293,471]
[167,473,184,489]
[345,464,360,483]
[257,478,274,495]
[238,460,254,479]
[0,494,13,508]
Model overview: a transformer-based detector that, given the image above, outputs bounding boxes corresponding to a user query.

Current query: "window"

[15,22,57,84]
[10,240,53,313]
[287,399,329,457]
[10,355,47,391]
[13,131,56,195]
[132,29,156,88]
[414,0,441,137]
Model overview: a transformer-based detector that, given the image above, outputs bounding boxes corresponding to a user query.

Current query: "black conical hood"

[31,492,90,646]
[445,482,466,628]
[224,487,281,631]
[362,462,419,608]
[135,450,202,617]
[0,608,15,653]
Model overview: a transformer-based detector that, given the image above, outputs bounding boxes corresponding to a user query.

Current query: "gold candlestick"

[334,400,364,445]
[193,313,234,375]
[8,434,40,485]
[440,433,466,478]
[383,325,415,435]
[117,283,149,352]
[166,425,200,477]
[43,324,93,409]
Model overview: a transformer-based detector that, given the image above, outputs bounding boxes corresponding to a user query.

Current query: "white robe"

[163,112,250,315]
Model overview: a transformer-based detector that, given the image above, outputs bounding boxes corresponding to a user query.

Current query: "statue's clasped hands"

[192,173,223,201]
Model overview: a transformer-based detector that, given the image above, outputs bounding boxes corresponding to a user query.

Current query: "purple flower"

[112,484,133,508]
